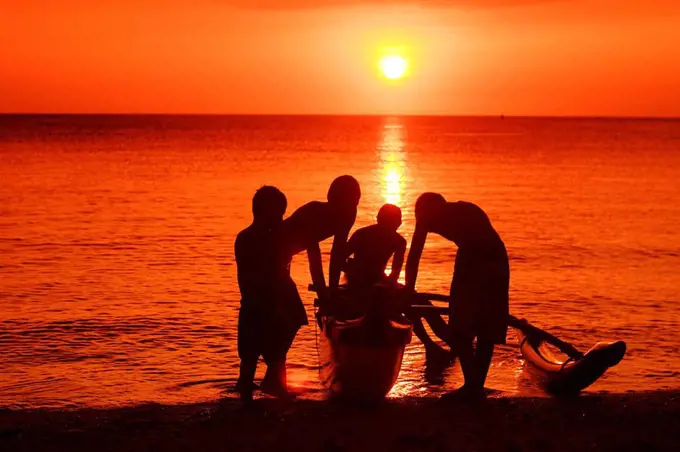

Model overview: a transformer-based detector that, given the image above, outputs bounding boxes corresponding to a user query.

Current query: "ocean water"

[1,115,679,409]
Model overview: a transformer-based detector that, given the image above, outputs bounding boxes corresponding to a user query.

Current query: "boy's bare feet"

[260,379,297,400]
[234,380,258,402]
[440,385,486,402]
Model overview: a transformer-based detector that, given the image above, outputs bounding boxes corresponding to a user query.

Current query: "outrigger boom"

[411,292,584,359]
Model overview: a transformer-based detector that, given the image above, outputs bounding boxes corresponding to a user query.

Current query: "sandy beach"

[2,391,678,451]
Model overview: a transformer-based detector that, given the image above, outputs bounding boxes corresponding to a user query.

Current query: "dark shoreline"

[2,391,678,451]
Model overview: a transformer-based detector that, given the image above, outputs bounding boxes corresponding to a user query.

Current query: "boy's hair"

[415,192,446,221]
[377,204,402,229]
[327,175,361,206]
[252,185,287,220]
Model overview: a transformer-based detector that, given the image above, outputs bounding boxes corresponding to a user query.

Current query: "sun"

[379,55,408,80]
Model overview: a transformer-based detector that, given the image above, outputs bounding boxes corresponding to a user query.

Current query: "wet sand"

[2,391,678,451]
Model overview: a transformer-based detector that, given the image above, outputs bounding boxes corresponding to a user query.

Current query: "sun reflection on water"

[379,119,407,208]
[376,118,410,284]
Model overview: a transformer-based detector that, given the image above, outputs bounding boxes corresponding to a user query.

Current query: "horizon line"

[1,112,679,121]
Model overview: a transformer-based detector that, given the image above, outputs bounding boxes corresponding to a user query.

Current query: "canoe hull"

[319,315,412,400]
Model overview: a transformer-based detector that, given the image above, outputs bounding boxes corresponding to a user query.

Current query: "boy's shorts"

[449,246,509,345]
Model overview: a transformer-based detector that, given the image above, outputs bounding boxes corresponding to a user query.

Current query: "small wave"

[174,378,233,389]
[644,371,680,379]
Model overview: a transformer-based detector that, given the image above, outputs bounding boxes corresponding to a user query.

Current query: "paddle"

[414,292,584,360]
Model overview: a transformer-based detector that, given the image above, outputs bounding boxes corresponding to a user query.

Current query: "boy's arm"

[405,225,427,292]
[388,237,407,282]
[307,241,326,292]
[235,234,259,302]
[345,232,357,260]
[329,227,350,290]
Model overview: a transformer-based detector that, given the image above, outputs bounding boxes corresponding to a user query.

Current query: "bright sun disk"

[379,55,408,80]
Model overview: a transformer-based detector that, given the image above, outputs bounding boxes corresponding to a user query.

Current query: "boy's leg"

[474,340,495,389]
[448,332,477,389]
[237,359,258,399]
[236,309,260,401]
[467,254,506,393]
[261,362,285,396]
[261,325,299,398]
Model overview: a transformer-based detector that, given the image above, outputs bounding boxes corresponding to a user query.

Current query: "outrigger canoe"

[310,287,626,399]
[312,286,413,400]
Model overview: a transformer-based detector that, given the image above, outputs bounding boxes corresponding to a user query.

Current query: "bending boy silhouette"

[280,175,361,302]
[235,186,307,401]
[405,193,510,400]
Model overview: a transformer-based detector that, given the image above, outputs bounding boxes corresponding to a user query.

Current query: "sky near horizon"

[2,1,680,116]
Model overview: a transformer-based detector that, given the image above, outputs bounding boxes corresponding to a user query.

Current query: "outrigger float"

[310,285,626,400]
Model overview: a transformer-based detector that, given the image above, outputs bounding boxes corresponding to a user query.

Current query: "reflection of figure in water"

[344,203,406,287]
[280,175,361,303]
[405,193,510,400]
[234,186,307,401]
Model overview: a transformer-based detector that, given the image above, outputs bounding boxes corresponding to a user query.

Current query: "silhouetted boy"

[405,193,510,400]
[280,175,361,301]
[344,203,406,287]
[235,186,307,401]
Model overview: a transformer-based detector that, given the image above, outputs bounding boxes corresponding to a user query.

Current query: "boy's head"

[415,192,446,223]
[252,185,287,227]
[327,175,361,207]
[377,204,402,231]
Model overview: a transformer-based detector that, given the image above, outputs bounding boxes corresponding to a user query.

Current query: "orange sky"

[2,1,679,116]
